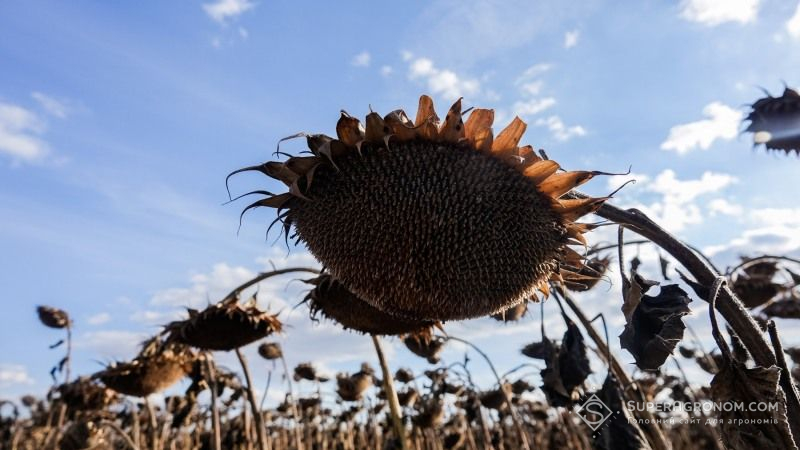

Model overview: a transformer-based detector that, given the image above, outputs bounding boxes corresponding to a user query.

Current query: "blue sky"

[2,0,800,404]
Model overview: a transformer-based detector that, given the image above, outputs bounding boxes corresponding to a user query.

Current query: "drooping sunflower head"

[165,296,282,352]
[302,274,436,336]
[231,95,608,321]
[93,341,194,398]
[36,305,70,329]
[745,86,800,154]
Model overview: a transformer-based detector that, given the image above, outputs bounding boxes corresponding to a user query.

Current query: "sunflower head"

[303,274,436,336]
[403,330,446,364]
[232,95,607,321]
[745,86,800,154]
[36,305,70,329]
[165,296,282,352]
[94,342,194,398]
[257,342,283,360]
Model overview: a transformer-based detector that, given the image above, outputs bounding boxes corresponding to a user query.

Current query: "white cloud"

[679,0,759,26]
[787,2,800,39]
[380,65,393,76]
[87,312,111,325]
[512,97,556,117]
[203,0,255,23]
[620,169,738,232]
[150,262,256,308]
[535,115,586,141]
[648,170,737,204]
[704,207,800,261]
[708,198,743,216]
[407,57,480,101]
[0,101,50,163]
[75,330,149,360]
[31,92,69,118]
[130,309,182,325]
[660,102,742,154]
[0,364,34,387]
[351,51,371,67]
[564,29,580,48]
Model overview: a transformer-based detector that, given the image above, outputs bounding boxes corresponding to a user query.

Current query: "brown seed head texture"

[94,344,194,397]
[304,274,436,335]
[165,297,282,351]
[232,95,606,321]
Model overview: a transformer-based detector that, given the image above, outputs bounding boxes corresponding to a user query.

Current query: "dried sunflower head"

[293,362,319,382]
[303,274,436,335]
[165,296,282,351]
[257,342,283,360]
[36,305,70,329]
[336,370,373,402]
[403,330,445,364]
[55,377,116,414]
[94,343,194,398]
[231,95,608,321]
[745,86,800,154]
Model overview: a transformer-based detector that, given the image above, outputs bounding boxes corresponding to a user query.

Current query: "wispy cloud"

[203,0,255,24]
[564,29,580,48]
[535,115,586,141]
[0,101,50,163]
[87,312,111,326]
[513,97,556,117]
[679,0,760,26]
[660,102,742,154]
[407,56,479,101]
[31,92,71,118]
[351,51,371,67]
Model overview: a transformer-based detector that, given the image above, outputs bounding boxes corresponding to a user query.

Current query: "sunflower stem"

[768,320,800,440]
[443,335,530,450]
[278,354,304,450]
[204,356,222,450]
[222,267,320,303]
[236,348,269,450]
[371,335,409,450]
[144,396,158,450]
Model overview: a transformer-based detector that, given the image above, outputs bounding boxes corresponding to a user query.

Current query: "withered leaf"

[540,314,591,407]
[592,374,650,450]
[622,271,659,323]
[710,359,797,449]
[620,284,691,371]
[521,341,549,360]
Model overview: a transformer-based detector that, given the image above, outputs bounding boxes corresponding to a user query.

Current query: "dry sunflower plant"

[4,93,800,450]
